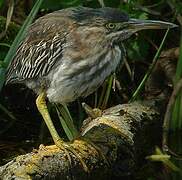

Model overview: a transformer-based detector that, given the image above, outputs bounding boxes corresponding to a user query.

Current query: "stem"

[130,29,170,102]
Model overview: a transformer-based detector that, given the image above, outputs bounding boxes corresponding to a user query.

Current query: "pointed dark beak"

[127,18,178,31]
[108,18,177,42]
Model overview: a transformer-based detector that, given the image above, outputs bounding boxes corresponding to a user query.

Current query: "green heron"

[6,6,176,153]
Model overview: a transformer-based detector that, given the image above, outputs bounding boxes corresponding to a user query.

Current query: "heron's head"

[71,7,177,44]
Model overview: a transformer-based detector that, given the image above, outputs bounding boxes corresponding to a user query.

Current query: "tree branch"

[0,102,160,180]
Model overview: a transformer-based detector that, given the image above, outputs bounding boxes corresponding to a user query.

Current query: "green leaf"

[146,147,180,172]
[171,30,182,130]
[55,104,78,141]
[5,0,14,32]
[40,0,62,10]
[0,43,11,48]
[0,0,4,8]
[130,29,170,102]
[61,0,82,8]
[138,12,148,20]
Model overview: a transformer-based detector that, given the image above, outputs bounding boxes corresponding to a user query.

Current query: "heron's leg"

[36,92,63,145]
[36,92,89,172]
[36,92,73,167]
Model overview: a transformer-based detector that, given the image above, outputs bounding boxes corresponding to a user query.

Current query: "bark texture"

[0,102,160,180]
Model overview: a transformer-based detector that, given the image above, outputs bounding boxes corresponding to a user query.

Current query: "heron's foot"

[54,138,89,172]
[82,103,102,119]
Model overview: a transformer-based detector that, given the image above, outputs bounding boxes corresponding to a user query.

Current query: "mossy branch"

[0,102,160,180]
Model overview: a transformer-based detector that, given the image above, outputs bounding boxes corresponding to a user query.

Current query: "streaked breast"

[47,45,122,103]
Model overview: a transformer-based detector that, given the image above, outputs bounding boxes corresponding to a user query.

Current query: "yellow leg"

[36,92,73,165]
[36,92,89,172]
[36,92,63,145]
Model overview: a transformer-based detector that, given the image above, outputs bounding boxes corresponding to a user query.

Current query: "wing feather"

[6,11,69,84]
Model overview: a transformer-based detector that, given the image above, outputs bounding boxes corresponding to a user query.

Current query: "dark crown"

[71,6,129,23]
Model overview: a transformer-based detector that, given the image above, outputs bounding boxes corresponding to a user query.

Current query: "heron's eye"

[106,23,116,30]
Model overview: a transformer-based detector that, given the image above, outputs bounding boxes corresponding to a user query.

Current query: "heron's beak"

[109,19,177,42]
[127,18,178,31]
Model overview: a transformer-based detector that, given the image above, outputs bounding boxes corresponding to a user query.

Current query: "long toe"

[55,139,89,172]
[64,143,89,172]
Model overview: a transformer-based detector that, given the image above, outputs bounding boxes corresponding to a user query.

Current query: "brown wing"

[6,10,72,83]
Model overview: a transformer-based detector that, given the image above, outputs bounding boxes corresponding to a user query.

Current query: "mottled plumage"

[6,7,176,104]
[6,7,129,103]
[6,6,177,104]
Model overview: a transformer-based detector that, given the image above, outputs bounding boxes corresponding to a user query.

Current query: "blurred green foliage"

[0,0,4,8]
[0,16,20,60]
[172,0,182,14]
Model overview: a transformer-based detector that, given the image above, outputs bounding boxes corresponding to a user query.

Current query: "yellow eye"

[106,23,116,29]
